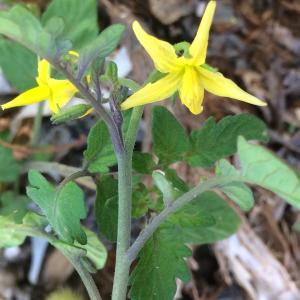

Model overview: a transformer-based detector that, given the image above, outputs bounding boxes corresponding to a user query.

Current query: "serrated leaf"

[84,121,116,173]
[77,24,125,79]
[95,176,118,241]
[152,106,190,164]
[216,159,254,211]
[0,38,36,92]
[0,145,20,182]
[129,192,240,300]
[238,137,300,209]
[42,0,98,50]
[26,170,87,244]
[187,114,268,168]
[0,191,30,223]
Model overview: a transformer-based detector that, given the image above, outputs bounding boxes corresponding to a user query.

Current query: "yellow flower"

[1,58,77,113]
[121,1,267,114]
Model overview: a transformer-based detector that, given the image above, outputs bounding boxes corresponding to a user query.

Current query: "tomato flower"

[121,1,267,114]
[1,59,77,113]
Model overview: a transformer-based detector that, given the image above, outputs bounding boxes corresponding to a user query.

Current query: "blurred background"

[0,0,300,299]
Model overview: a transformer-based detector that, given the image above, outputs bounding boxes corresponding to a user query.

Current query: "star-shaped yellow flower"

[121,1,267,114]
[1,58,77,113]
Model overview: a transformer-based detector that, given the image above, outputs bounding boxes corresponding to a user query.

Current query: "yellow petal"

[48,79,77,113]
[1,86,49,110]
[179,67,204,114]
[199,67,267,106]
[68,50,79,57]
[36,59,51,86]
[132,21,182,73]
[121,72,182,110]
[189,1,216,65]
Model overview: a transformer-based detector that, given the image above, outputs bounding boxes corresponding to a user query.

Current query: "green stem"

[111,151,132,300]
[31,101,45,147]
[126,176,242,263]
[74,262,103,300]
[125,106,144,155]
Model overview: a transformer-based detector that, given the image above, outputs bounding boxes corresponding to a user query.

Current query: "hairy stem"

[57,169,89,193]
[125,106,144,155]
[53,62,124,154]
[111,151,132,300]
[126,176,241,262]
[73,262,103,300]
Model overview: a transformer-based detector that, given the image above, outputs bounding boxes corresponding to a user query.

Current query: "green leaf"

[95,176,118,241]
[238,137,300,209]
[0,145,20,182]
[132,183,150,218]
[152,106,190,164]
[74,227,107,270]
[0,38,36,92]
[26,170,87,244]
[129,192,240,300]
[84,121,116,173]
[216,159,254,211]
[0,215,27,248]
[0,191,30,223]
[132,152,156,175]
[187,114,268,168]
[51,104,92,124]
[42,0,98,50]
[0,6,56,59]
[0,212,48,248]
[164,169,189,193]
[77,24,125,79]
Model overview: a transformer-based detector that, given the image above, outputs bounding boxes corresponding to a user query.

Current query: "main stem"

[111,150,132,300]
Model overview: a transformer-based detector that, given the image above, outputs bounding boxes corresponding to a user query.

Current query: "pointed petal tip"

[132,20,141,32]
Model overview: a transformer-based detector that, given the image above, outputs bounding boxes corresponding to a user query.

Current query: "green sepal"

[51,104,92,124]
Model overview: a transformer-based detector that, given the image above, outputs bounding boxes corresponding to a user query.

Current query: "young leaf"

[0,145,20,182]
[42,0,98,50]
[129,192,240,300]
[216,159,254,211]
[187,114,268,168]
[0,38,36,92]
[84,121,116,173]
[77,24,125,79]
[152,106,190,164]
[238,137,300,209]
[95,176,118,241]
[26,170,87,244]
